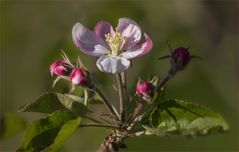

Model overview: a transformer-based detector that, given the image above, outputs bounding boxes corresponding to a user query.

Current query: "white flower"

[72,18,153,74]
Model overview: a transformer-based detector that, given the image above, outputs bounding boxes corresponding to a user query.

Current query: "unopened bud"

[171,47,190,71]
[166,47,192,76]
[50,60,70,76]
[136,81,154,97]
[69,68,92,87]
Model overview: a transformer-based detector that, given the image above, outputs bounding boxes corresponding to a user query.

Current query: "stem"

[156,71,175,92]
[121,72,127,120]
[156,75,171,91]
[83,88,88,105]
[94,87,119,119]
[121,72,127,93]
[116,73,125,123]
[80,123,118,129]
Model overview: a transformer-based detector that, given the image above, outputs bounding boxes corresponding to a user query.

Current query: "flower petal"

[72,23,110,56]
[117,18,142,50]
[121,33,153,59]
[94,21,115,43]
[96,55,130,74]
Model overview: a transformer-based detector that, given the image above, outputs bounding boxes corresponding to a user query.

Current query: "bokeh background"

[1,0,238,151]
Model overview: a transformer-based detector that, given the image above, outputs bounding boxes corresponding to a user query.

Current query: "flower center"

[105,30,126,56]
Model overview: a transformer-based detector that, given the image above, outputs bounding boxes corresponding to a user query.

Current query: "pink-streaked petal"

[121,33,153,59]
[72,23,110,56]
[54,66,66,75]
[117,18,142,50]
[96,55,130,74]
[94,21,115,43]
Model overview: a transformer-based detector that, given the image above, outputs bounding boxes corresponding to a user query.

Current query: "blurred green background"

[0,0,238,151]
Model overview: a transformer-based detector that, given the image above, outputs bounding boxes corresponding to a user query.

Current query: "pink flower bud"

[136,81,154,97]
[69,68,87,85]
[50,60,70,76]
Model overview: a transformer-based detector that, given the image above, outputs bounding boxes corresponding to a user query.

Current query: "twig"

[97,130,128,152]
[116,73,125,123]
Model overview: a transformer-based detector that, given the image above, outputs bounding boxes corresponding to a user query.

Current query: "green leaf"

[44,118,81,152]
[18,92,66,114]
[17,110,80,152]
[0,113,27,140]
[143,99,229,136]
[18,92,88,116]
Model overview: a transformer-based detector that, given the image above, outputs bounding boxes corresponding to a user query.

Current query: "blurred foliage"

[0,113,27,140]
[0,0,238,151]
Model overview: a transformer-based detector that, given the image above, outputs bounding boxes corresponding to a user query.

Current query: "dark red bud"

[172,47,190,66]
[169,47,191,74]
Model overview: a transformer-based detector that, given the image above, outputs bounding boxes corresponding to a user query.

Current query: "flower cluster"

[18,16,228,152]
[49,18,197,106]
[50,18,195,99]
[50,17,154,90]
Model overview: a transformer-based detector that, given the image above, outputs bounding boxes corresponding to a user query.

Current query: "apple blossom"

[72,18,153,74]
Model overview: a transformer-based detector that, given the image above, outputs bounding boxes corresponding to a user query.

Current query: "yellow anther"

[104,30,126,56]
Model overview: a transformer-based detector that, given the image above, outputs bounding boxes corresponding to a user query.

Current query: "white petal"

[72,23,110,56]
[96,55,130,74]
[117,18,142,50]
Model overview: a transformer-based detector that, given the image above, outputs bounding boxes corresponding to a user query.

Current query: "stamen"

[105,30,126,56]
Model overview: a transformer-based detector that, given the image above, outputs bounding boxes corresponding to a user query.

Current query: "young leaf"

[142,99,229,136]
[18,92,88,116]
[17,110,80,152]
